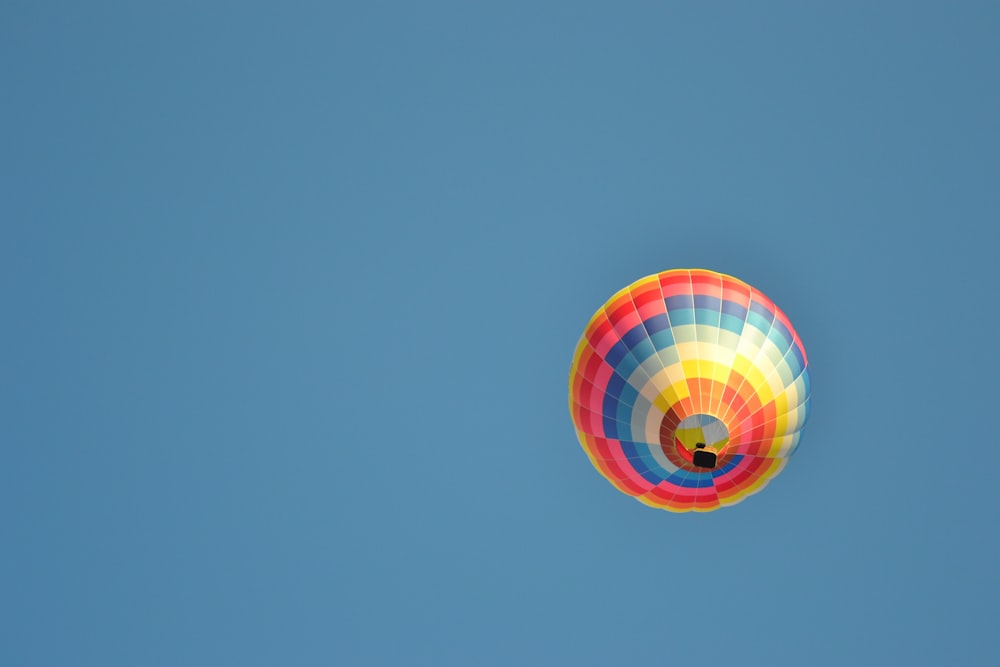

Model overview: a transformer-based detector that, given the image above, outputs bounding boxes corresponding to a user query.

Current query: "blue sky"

[3,2,998,665]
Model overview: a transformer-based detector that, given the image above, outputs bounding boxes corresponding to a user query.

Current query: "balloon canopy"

[568,269,811,512]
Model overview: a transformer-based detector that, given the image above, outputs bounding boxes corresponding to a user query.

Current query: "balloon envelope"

[568,269,811,512]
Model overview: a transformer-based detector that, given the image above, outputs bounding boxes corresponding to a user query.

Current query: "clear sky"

[3,2,998,666]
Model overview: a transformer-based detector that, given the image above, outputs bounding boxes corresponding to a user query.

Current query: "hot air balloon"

[568,269,811,512]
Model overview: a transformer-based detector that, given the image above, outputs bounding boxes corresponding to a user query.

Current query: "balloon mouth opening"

[672,414,730,469]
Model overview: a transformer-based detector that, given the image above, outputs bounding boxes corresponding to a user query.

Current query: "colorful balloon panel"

[568,269,811,512]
